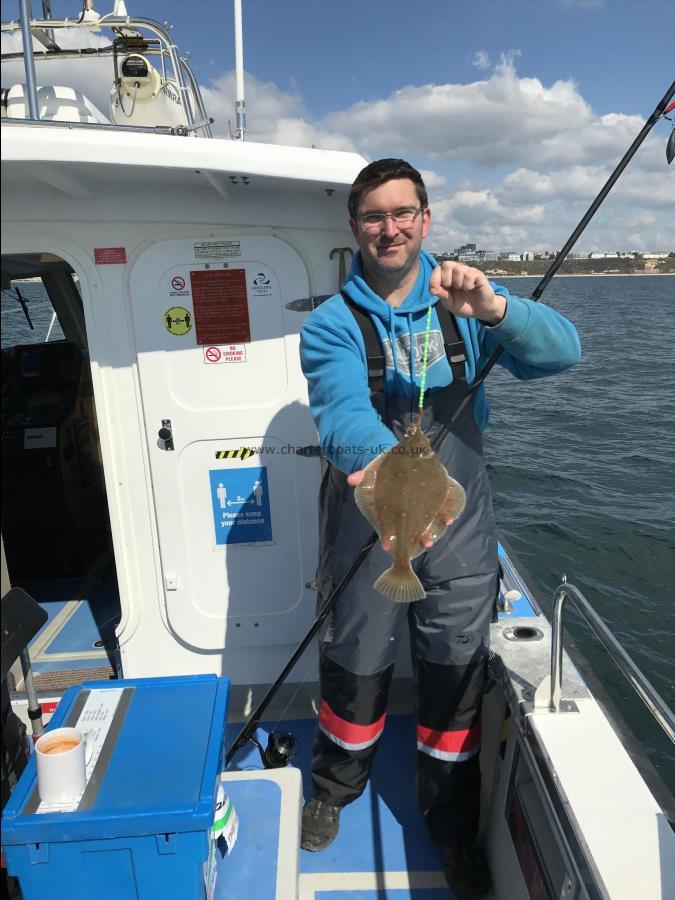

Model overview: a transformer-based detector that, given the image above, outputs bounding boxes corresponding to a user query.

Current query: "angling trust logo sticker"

[250,271,272,296]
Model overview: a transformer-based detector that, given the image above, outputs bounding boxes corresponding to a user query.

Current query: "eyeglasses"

[356,206,425,231]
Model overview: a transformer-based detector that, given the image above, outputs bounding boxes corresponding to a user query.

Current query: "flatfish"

[354,414,466,602]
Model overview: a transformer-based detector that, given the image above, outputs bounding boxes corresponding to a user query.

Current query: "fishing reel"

[250,731,299,769]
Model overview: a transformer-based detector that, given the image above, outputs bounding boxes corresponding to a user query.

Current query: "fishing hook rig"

[225,79,675,769]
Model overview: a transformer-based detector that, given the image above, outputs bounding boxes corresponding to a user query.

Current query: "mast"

[233,0,246,140]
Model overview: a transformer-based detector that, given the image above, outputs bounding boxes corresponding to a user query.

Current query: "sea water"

[484,274,674,792]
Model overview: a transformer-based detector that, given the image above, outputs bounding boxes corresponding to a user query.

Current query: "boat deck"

[224,715,456,899]
[11,572,119,692]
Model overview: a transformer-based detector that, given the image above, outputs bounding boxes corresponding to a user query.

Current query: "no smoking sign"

[203,345,247,364]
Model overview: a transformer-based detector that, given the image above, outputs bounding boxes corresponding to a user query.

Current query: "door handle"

[158,419,174,451]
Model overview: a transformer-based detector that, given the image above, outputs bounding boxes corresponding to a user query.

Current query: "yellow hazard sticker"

[215,448,256,461]
[163,306,193,336]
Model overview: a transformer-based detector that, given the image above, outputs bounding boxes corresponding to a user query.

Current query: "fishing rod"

[225,79,675,767]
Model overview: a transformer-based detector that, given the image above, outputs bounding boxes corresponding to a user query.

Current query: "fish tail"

[374,562,426,603]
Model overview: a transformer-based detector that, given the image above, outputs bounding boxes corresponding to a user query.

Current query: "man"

[299,158,580,898]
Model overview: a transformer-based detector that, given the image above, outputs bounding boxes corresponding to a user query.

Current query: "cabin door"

[129,234,320,651]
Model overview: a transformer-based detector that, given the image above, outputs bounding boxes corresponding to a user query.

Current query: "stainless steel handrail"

[18,0,39,120]
[550,578,675,744]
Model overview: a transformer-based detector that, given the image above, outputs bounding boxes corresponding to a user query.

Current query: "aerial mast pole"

[233,0,246,140]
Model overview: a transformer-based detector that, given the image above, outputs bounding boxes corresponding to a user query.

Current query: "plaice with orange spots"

[354,413,466,603]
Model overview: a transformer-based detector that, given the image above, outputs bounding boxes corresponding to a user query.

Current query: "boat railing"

[1,5,213,137]
[550,577,675,744]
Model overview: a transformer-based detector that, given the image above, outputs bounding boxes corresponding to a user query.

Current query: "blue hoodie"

[300,250,580,474]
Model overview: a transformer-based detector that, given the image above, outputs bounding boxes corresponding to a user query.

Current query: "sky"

[2,0,674,254]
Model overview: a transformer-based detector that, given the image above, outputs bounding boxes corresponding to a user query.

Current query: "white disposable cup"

[35,727,93,804]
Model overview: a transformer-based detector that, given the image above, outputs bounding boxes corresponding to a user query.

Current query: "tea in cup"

[35,727,93,804]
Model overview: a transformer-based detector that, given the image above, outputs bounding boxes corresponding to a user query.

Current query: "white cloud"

[1,28,110,54]
[323,54,594,165]
[201,71,355,150]
[443,189,546,226]
[419,168,448,191]
[498,158,675,210]
[472,50,491,70]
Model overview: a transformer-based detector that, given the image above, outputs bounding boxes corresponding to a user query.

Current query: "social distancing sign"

[209,467,272,545]
[163,306,193,336]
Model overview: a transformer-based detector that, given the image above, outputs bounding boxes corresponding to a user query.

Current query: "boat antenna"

[77,0,101,25]
[231,0,246,140]
[225,79,675,768]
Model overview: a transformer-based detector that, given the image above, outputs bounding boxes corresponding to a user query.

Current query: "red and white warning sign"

[94,247,127,265]
[190,269,251,345]
[203,344,247,364]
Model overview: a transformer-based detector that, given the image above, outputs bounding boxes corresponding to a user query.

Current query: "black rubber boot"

[300,797,341,852]
[441,842,492,899]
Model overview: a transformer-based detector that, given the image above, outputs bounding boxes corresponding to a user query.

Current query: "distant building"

[521,251,535,261]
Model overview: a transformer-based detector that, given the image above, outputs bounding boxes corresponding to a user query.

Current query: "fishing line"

[225,79,675,767]
[417,303,434,411]
[267,650,319,734]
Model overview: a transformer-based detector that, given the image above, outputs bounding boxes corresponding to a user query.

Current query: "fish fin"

[353,455,384,527]
[374,562,426,603]
[421,517,451,545]
[442,475,467,521]
[420,476,467,544]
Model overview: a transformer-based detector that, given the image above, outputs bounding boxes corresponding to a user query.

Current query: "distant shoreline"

[492,272,674,278]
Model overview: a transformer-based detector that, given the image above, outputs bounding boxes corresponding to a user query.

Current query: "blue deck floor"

[225,715,452,898]
[20,577,120,673]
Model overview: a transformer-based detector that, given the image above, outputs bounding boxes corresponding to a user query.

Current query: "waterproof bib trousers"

[312,376,498,847]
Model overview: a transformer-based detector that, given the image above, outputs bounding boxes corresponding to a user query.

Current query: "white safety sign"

[202,345,247,364]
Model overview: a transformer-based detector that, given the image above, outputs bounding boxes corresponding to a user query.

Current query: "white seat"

[4,83,111,125]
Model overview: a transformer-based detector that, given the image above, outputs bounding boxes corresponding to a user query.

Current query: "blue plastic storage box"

[2,674,229,900]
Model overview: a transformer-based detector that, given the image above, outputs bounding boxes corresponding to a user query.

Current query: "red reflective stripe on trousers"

[319,699,386,744]
[416,719,481,754]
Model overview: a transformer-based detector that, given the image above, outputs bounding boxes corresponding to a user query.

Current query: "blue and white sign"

[209,467,272,545]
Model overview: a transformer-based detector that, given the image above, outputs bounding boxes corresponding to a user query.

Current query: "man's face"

[350,178,430,280]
